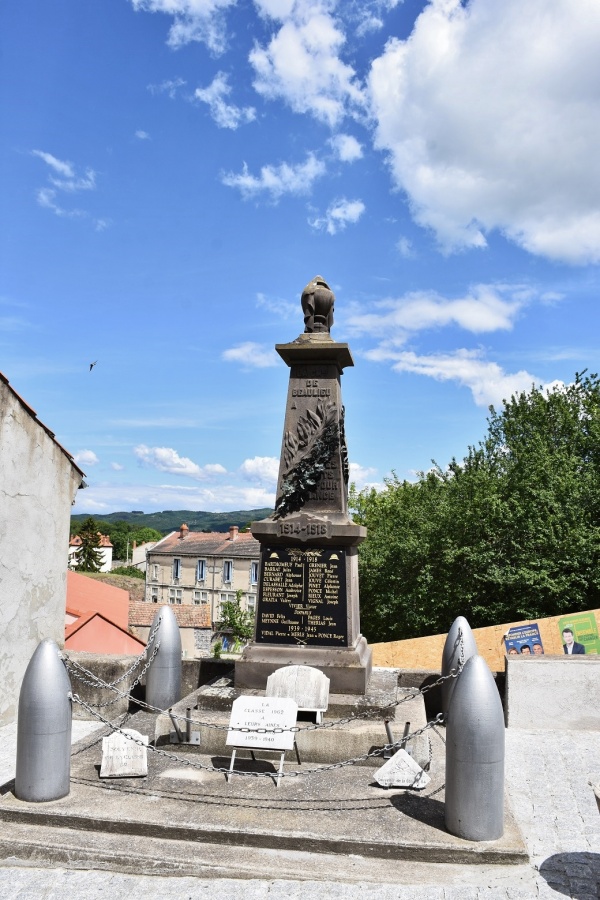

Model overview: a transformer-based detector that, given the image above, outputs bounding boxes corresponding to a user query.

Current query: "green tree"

[216,590,255,644]
[352,372,600,642]
[74,517,104,573]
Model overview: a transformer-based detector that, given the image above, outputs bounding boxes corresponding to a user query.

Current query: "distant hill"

[70,508,273,535]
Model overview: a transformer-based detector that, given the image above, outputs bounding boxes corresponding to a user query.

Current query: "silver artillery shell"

[145,605,182,710]
[15,639,72,802]
[441,615,478,715]
[445,654,505,841]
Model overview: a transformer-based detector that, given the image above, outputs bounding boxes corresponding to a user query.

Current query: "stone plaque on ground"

[226,696,297,751]
[375,748,431,789]
[266,665,330,714]
[100,729,148,778]
[256,547,347,646]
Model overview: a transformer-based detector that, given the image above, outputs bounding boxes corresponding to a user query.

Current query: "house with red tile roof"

[68,532,114,572]
[65,571,145,654]
[129,600,212,658]
[146,524,260,626]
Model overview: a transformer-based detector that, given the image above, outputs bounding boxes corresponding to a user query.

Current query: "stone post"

[16,639,72,802]
[445,654,505,841]
[146,605,182,710]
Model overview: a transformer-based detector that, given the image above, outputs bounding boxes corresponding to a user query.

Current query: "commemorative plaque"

[256,547,347,646]
[236,275,372,694]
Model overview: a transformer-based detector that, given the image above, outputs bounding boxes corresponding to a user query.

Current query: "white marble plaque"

[226,696,297,751]
[375,748,431,789]
[100,729,148,778]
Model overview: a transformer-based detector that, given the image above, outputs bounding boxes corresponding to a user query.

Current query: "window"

[150,586,158,604]
[169,588,182,604]
[193,590,208,605]
[223,560,233,583]
[250,561,259,585]
[219,592,235,615]
[247,594,256,613]
[151,564,159,581]
[172,558,181,581]
[196,559,206,582]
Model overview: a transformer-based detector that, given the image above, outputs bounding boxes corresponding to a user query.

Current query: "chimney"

[179,523,189,540]
[229,525,239,542]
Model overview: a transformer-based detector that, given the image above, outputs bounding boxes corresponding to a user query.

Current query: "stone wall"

[0,375,83,725]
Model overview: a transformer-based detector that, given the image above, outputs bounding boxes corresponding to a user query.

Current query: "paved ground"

[1,722,599,898]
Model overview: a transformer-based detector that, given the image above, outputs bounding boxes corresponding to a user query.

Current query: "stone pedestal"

[236,298,372,695]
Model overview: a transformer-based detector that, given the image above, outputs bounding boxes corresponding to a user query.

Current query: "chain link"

[63,642,161,708]
[71,693,445,779]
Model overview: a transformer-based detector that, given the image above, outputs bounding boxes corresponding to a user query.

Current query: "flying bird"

[89,360,98,371]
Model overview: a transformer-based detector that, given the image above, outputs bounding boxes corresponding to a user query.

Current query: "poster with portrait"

[504,623,544,656]
[558,612,600,655]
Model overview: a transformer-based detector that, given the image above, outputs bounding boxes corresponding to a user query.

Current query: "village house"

[68,532,114,572]
[145,524,260,625]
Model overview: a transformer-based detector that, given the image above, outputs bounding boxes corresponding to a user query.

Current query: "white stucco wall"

[0,378,83,725]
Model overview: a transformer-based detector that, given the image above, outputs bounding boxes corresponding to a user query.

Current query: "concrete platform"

[0,710,527,878]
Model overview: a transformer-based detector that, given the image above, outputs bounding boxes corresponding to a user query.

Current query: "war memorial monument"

[236,275,372,694]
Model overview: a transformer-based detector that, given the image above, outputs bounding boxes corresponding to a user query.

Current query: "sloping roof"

[69,533,113,548]
[65,609,146,653]
[129,601,211,629]
[0,371,85,479]
[149,530,260,558]
[67,570,129,630]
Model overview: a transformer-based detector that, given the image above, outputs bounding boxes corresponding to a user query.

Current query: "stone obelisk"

[235,276,371,694]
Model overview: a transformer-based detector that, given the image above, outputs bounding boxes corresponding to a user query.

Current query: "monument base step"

[234,636,372,694]
[0,712,528,875]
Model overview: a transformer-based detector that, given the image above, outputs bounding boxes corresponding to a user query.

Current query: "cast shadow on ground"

[539,852,600,898]
[388,791,447,834]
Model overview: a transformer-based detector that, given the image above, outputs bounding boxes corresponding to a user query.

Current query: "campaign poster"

[558,612,600,655]
[504,623,544,656]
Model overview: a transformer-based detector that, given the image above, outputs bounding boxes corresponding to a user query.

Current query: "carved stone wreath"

[274,399,340,520]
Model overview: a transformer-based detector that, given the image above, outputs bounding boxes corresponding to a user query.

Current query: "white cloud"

[365,346,540,408]
[134,444,227,480]
[222,342,278,368]
[329,133,363,162]
[131,0,236,53]
[74,449,100,467]
[367,0,600,263]
[32,150,103,227]
[249,1,364,127]
[31,150,74,178]
[135,130,151,140]
[256,292,297,320]
[346,285,527,341]
[194,72,256,129]
[222,153,326,200]
[72,481,275,514]
[239,456,279,484]
[348,461,379,489]
[147,78,187,98]
[111,462,125,471]
[309,197,365,235]
[396,236,414,259]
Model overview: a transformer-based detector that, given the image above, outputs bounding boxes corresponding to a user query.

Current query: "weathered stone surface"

[375,748,431,789]
[266,665,330,714]
[100,729,148,778]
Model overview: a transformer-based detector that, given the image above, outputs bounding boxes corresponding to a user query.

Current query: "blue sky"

[2,0,600,515]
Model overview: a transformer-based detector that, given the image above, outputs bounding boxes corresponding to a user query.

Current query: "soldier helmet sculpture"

[301,275,334,334]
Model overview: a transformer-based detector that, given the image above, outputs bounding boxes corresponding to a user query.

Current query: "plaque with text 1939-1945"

[255,547,347,647]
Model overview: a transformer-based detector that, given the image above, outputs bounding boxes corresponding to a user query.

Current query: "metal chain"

[61,614,162,690]
[63,624,465,731]
[62,642,161,708]
[71,693,444,779]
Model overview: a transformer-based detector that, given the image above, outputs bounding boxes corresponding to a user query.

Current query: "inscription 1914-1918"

[255,547,347,647]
